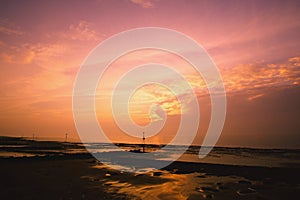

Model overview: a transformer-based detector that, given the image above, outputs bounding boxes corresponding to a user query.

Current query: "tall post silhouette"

[142,131,145,153]
[65,133,68,142]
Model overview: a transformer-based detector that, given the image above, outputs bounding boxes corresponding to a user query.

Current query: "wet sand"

[1,137,300,199]
[1,154,300,200]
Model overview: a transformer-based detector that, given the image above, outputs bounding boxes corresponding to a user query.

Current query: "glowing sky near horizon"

[0,0,299,148]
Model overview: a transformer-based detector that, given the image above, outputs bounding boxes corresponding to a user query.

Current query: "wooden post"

[142,132,145,153]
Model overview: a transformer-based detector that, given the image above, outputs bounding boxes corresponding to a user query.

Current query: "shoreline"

[1,136,300,199]
[2,136,300,151]
[1,153,299,183]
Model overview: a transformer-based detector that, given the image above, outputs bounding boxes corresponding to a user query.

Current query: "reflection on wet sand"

[89,161,300,200]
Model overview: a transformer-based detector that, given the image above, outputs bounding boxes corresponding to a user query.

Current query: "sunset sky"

[0,0,299,148]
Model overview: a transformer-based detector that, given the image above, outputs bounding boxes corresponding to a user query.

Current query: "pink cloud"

[51,20,102,42]
[130,0,154,8]
[0,19,24,36]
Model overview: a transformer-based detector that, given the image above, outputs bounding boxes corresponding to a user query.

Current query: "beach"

[1,0,300,199]
[1,137,300,200]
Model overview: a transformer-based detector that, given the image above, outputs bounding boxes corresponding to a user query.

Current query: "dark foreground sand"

[1,154,300,200]
[0,137,300,199]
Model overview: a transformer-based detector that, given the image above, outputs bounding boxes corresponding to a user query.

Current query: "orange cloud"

[129,84,181,124]
[0,20,104,140]
[127,55,300,121]
[0,43,67,65]
[223,56,300,93]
